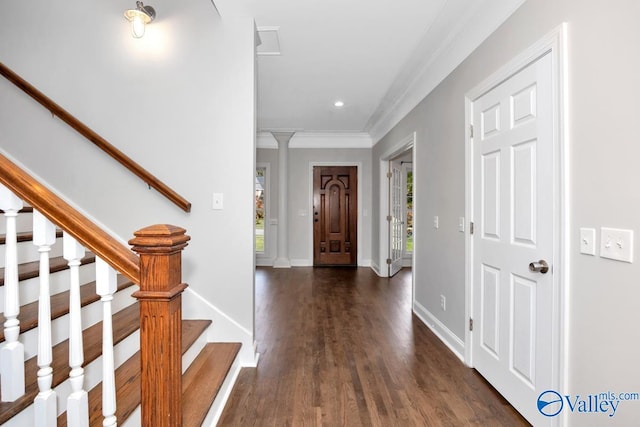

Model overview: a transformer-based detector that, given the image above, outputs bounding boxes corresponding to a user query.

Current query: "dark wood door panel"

[313,166,357,266]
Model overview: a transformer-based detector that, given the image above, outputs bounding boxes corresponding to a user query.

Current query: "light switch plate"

[433,216,439,229]
[579,228,596,255]
[600,227,633,263]
[212,193,224,210]
[458,217,465,232]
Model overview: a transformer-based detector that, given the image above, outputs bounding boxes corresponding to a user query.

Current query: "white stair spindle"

[0,184,25,402]
[63,233,89,427]
[33,210,58,426]
[96,259,118,427]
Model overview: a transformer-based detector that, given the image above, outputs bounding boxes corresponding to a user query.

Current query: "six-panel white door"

[472,52,554,425]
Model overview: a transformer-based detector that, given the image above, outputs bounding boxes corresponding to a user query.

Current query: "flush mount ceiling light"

[334,100,345,108]
[124,1,156,38]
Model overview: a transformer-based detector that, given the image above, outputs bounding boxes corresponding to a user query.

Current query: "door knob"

[529,260,549,274]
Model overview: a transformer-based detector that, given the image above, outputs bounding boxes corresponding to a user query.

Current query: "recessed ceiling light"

[334,100,345,108]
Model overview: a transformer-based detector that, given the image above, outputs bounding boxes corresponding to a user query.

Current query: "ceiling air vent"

[257,27,281,56]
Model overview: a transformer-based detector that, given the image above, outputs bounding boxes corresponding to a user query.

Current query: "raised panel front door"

[313,166,357,266]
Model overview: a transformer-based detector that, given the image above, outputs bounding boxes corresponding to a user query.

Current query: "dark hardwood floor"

[219,267,529,426]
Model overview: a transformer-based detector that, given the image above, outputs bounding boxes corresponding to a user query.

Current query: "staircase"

[0,155,241,426]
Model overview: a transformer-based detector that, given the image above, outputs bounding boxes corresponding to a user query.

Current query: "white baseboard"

[182,288,259,367]
[370,262,385,277]
[256,256,275,267]
[413,301,465,362]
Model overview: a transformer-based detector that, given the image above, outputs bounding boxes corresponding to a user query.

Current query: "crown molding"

[366,0,526,144]
[257,132,373,149]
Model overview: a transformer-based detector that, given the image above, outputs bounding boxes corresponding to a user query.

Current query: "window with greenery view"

[406,169,413,253]
[256,167,266,253]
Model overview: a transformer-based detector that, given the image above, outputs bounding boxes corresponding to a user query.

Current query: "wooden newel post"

[129,224,190,427]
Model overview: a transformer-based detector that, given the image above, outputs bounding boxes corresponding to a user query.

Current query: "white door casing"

[465,24,568,425]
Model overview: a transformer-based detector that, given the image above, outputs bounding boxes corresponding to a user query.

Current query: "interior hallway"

[219,267,529,426]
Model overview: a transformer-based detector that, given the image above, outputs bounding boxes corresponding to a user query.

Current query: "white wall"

[0,0,258,363]
[257,145,372,266]
[373,0,640,425]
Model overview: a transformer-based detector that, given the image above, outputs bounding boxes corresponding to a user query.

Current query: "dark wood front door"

[313,166,357,266]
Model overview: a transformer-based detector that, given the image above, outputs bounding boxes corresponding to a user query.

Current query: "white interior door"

[471,52,554,425]
[389,160,403,276]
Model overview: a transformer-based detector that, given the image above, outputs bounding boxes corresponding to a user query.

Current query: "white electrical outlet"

[434,216,439,229]
[440,295,446,311]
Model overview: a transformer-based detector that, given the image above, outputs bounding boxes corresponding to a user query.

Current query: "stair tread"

[0,275,135,343]
[183,342,241,427]
[57,319,213,427]
[0,229,63,245]
[0,303,140,424]
[0,253,96,287]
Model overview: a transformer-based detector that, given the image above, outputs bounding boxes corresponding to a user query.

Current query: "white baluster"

[96,259,117,427]
[33,211,57,426]
[63,233,89,427]
[0,184,25,402]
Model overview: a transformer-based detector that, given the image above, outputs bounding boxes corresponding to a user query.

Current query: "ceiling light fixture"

[124,1,156,38]
[334,100,345,108]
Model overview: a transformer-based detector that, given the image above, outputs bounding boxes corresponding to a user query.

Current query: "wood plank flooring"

[219,267,529,426]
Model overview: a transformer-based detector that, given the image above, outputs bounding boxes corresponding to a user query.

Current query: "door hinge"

[387,172,392,179]
[386,258,392,265]
[469,124,474,138]
[469,318,474,331]
[469,221,474,235]
[386,215,392,222]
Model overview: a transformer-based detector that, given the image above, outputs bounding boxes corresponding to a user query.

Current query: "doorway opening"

[378,133,415,278]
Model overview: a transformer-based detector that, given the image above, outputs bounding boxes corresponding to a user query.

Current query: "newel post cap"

[129,224,190,254]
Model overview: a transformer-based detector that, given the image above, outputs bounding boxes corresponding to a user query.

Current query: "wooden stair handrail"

[0,154,140,284]
[0,62,191,213]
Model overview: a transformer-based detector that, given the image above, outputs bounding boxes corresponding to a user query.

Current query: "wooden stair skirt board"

[0,219,241,426]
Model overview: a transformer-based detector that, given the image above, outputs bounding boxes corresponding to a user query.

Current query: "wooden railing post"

[129,225,190,427]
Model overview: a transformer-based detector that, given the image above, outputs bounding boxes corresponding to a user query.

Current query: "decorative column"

[130,224,190,427]
[272,132,295,268]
